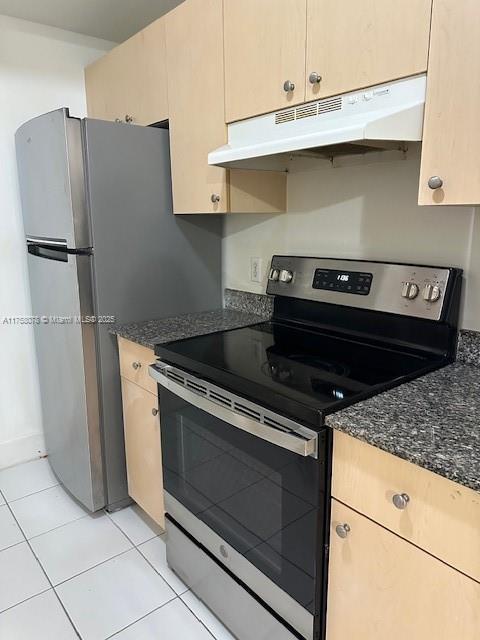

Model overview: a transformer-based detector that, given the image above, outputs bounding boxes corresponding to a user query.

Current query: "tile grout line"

[179,594,220,640]
[25,512,91,542]
[0,587,52,617]
[2,481,60,505]
[53,547,134,587]
[104,595,180,639]
[2,477,220,639]
[136,543,190,598]
[104,508,159,548]
[2,498,82,639]
[105,512,220,637]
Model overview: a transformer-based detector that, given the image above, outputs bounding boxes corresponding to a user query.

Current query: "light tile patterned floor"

[0,458,235,639]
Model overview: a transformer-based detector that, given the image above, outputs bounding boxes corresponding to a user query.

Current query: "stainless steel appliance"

[16,108,222,512]
[150,256,462,640]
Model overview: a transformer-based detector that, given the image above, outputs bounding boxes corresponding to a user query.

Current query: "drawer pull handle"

[151,408,159,416]
[335,523,351,539]
[392,493,410,510]
[132,361,142,370]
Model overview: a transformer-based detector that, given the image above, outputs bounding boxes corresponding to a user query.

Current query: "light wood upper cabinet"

[419,0,480,205]
[327,500,480,640]
[165,0,228,213]
[165,0,286,214]
[223,0,307,123]
[305,0,432,102]
[121,377,165,528]
[85,18,168,125]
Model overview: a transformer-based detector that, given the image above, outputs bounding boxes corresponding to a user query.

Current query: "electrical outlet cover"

[250,257,262,283]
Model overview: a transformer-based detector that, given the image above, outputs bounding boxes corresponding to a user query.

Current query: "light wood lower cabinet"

[332,431,480,583]
[120,377,164,528]
[327,499,480,640]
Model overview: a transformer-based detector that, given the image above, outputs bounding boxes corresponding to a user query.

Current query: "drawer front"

[328,499,480,640]
[332,430,480,583]
[118,337,157,394]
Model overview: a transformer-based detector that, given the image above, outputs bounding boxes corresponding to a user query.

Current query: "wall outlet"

[250,257,263,283]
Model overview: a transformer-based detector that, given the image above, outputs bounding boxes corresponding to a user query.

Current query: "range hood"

[209,74,427,168]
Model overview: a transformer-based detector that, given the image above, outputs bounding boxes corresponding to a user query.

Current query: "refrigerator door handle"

[26,235,69,247]
[26,236,92,262]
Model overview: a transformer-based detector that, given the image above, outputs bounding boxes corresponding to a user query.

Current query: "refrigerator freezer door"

[26,248,105,511]
[15,108,91,249]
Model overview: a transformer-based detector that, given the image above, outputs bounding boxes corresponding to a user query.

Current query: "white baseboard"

[0,432,46,470]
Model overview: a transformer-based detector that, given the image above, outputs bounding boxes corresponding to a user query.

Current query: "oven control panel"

[267,256,454,321]
[312,268,373,295]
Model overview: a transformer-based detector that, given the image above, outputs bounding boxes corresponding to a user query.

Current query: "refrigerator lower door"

[27,246,105,511]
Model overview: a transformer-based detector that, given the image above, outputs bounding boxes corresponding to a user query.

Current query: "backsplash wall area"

[222,147,480,331]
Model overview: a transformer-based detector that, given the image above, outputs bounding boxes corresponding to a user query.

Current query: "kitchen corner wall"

[0,15,113,468]
[222,147,480,331]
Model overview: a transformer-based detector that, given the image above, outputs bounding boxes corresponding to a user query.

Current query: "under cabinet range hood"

[209,74,427,168]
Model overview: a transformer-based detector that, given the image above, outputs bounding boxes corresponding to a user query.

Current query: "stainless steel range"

[150,256,462,640]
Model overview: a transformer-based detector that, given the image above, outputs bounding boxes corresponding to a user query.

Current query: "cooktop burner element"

[154,257,462,428]
[273,354,350,377]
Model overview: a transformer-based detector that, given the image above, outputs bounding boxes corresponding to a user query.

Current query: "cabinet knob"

[151,408,159,416]
[428,176,443,190]
[211,194,221,203]
[132,361,141,370]
[283,80,295,93]
[335,523,351,539]
[392,493,410,510]
[125,114,134,123]
[114,118,122,123]
[309,71,322,85]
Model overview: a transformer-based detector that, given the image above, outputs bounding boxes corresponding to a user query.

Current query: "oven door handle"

[149,364,318,458]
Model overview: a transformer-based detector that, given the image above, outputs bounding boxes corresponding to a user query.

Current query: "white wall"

[0,15,113,468]
[223,147,480,330]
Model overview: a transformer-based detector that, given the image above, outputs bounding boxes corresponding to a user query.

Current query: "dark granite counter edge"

[109,290,272,350]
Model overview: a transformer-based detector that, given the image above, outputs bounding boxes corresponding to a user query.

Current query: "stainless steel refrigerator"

[15,108,222,512]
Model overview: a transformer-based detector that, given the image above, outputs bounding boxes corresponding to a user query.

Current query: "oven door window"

[160,387,323,614]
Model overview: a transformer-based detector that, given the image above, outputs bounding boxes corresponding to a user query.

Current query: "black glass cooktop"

[155,320,444,428]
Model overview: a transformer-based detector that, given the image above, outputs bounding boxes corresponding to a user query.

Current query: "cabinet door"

[85,19,168,125]
[224,0,307,123]
[305,0,432,101]
[121,378,165,527]
[165,0,228,214]
[327,500,480,640]
[419,0,480,205]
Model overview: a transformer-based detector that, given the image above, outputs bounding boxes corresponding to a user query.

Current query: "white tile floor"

[0,458,235,640]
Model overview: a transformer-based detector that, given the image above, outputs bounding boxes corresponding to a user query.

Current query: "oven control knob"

[268,268,280,281]
[423,284,441,303]
[279,269,293,283]
[401,282,419,300]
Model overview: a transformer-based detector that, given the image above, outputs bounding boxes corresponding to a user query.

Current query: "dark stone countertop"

[111,307,269,350]
[326,361,480,493]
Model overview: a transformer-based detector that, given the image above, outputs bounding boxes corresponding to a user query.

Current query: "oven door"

[150,362,327,640]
